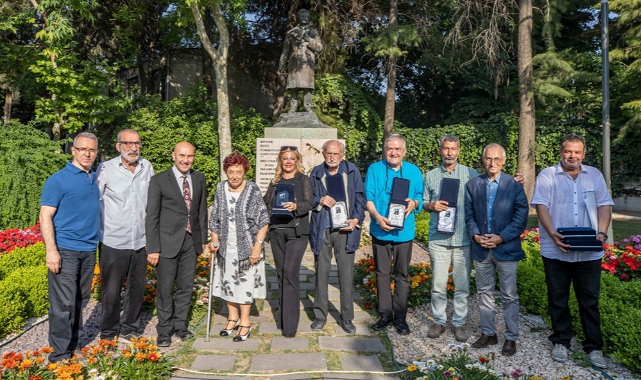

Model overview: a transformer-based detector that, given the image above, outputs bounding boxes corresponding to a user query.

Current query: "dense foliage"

[0,122,68,229]
[102,85,268,203]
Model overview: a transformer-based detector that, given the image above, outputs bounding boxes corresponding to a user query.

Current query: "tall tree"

[188,0,234,176]
[382,0,398,145]
[517,0,535,203]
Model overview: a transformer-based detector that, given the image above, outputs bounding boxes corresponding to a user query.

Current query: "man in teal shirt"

[365,134,423,335]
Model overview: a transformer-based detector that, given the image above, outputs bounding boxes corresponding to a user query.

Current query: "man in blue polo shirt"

[365,134,423,335]
[40,132,100,362]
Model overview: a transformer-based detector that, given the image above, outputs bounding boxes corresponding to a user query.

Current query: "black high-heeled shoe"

[233,325,252,342]
[220,319,240,336]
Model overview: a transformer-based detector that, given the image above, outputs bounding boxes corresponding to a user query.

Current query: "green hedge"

[0,121,69,229]
[108,85,268,203]
[517,243,641,372]
[0,243,49,337]
[314,73,603,179]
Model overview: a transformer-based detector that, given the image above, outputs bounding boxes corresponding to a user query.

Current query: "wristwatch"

[597,232,608,241]
[256,240,264,245]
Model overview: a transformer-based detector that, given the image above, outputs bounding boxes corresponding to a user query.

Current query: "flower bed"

[354,256,476,310]
[0,223,42,254]
[0,337,173,379]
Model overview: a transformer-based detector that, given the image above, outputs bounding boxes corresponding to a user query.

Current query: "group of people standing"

[39,130,612,370]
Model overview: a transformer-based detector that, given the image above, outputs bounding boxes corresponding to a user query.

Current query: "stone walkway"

[172,243,400,380]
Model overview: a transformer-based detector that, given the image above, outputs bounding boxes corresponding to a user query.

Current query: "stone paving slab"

[333,323,373,336]
[300,282,316,290]
[328,276,339,284]
[171,375,248,380]
[271,336,309,350]
[266,276,278,282]
[317,337,386,352]
[329,283,341,290]
[352,292,362,300]
[322,375,400,380]
[333,311,373,322]
[328,291,341,300]
[270,283,279,290]
[250,353,327,371]
[300,291,309,299]
[190,355,236,371]
[300,274,308,282]
[257,321,281,334]
[211,312,269,323]
[273,375,310,380]
[340,356,384,372]
[300,269,315,275]
[192,337,260,351]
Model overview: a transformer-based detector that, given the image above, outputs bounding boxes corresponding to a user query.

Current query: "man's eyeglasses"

[119,141,142,147]
[483,157,504,164]
[73,147,99,155]
[280,146,298,151]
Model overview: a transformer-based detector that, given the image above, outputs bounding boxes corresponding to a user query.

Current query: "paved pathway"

[171,243,400,380]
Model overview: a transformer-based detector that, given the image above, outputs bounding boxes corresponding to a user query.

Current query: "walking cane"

[204,242,218,342]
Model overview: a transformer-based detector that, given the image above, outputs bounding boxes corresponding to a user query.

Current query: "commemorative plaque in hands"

[326,175,349,229]
[272,183,296,218]
[387,177,410,229]
[558,227,603,251]
[437,178,460,233]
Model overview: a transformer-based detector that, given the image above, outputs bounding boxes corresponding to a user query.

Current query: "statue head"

[296,9,310,25]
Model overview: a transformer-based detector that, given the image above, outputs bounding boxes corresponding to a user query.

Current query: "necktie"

[182,175,192,233]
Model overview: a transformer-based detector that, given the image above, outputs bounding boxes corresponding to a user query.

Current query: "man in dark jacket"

[464,143,528,356]
[309,140,366,333]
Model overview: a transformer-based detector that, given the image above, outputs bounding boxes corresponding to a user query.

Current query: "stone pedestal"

[264,111,337,139]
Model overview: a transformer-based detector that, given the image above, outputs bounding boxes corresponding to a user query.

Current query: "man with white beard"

[96,129,154,341]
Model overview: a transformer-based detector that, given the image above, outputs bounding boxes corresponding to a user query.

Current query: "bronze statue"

[278,9,323,113]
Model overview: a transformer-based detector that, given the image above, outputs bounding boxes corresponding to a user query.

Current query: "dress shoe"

[174,328,194,341]
[372,316,393,331]
[340,320,357,334]
[471,334,498,348]
[311,318,326,331]
[427,323,446,339]
[157,334,172,347]
[233,325,252,342]
[502,339,517,356]
[394,319,410,335]
[220,319,240,336]
[452,325,469,342]
[119,331,141,342]
[282,333,296,338]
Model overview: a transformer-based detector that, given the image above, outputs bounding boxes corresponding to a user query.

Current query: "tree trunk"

[382,0,398,148]
[517,0,536,206]
[189,0,231,178]
[3,88,12,125]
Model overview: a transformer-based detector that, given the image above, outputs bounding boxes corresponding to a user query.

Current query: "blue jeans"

[428,242,471,327]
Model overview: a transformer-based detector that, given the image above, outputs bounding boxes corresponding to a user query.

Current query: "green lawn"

[526,215,641,242]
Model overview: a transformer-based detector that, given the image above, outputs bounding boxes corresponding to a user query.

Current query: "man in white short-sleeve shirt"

[96,129,154,341]
[531,133,613,369]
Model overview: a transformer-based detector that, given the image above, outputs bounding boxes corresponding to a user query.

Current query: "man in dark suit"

[464,143,528,356]
[146,142,208,347]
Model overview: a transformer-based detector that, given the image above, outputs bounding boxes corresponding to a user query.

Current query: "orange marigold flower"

[2,358,18,369]
[35,357,44,364]
[147,352,161,362]
[123,351,133,359]
[13,353,23,362]
[29,375,42,380]
[46,363,57,371]
[20,359,34,369]
[31,350,40,357]
[135,352,146,361]
[88,357,97,364]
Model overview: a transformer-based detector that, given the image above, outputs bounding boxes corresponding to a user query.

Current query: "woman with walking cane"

[206,152,269,342]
